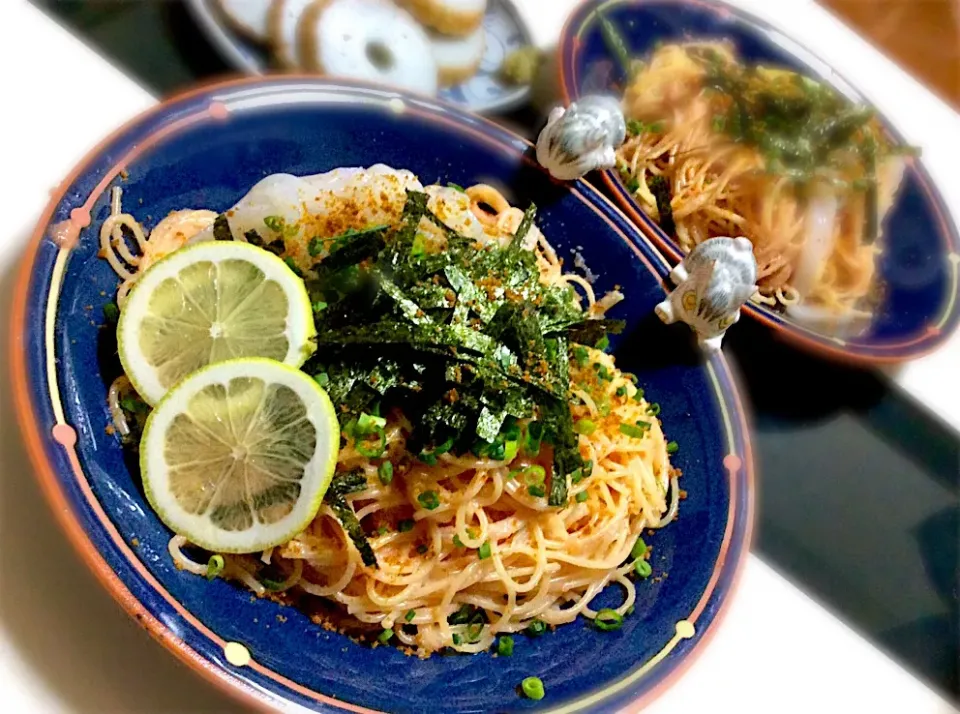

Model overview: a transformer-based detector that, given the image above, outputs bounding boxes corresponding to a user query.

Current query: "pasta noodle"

[616,41,908,315]
[103,177,678,656]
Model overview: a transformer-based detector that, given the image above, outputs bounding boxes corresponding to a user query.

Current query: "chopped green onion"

[405,609,416,622]
[356,427,386,458]
[527,484,545,498]
[308,236,323,257]
[312,300,327,313]
[594,609,624,631]
[521,677,545,700]
[624,373,638,384]
[573,345,589,366]
[582,459,594,477]
[574,419,597,435]
[378,461,394,485]
[377,525,388,536]
[647,403,661,416]
[260,576,286,591]
[282,256,303,277]
[410,233,428,259]
[497,635,514,656]
[357,412,387,434]
[597,365,613,381]
[575,490,589,503]
[314,372,330,387]
[631,536,648,559]
[478,542,492,559]
[206,554,224,580]
[418,491,440,510]
[666,441,679,454]
[120,396,146,414]
[633,387,645,402]
[263,215,284,232]
[465,622,484,643]
[453,534,465,548]
[648,121,666,133]
[103,302,119,323]
[527,619,546,636]
[626,177,641,193]
[615,386,627,397]
[452,633,462,645]
[419,449,438,466]
[447,182,466,192]
[595,335,610,351]
[591,362,602,372]
[570,468,584,484]
[626,119,645,135]
[378,628,394,645]
[398,519,415,532]
[635,559,652,578]
[626,604,635,616]
[619,423,648,439]
[502,439,519,462]
[522,465,546,485]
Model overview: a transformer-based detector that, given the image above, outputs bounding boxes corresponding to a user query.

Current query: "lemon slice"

[140,358,339,553]
[118,241,316,405]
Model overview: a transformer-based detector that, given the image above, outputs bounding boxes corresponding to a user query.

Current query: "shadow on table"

[726,320,960,702]
[0,249,245,713]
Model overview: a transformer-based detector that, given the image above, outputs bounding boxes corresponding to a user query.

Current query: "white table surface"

[0,1,956,712]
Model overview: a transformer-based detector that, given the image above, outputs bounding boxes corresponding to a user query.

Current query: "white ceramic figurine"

[536,95,626,181]
[655,237,758,353]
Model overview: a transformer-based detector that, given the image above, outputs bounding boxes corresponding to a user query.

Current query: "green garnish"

[314,372,330,387]
[626,119,646,136]
[526,619,546,636]
[527,484,546,498]
[418,491,441,510]
[405,609,416,622]
[447,182,466,192]
[666,441,679,454]
[378,628,394,644]
[521,677,545,700]
[103,301,119,323]
[631,536,648,559]
[452,633,462,645]
[595,335,610,351]
[635,559,652,578]
[263,215,285,232]
[378,461,393,485]
[497,635,514,656]
[478,541,492,560]
[594,609,624,631]
[312,300,328,313]
[619,423,648,439]
[615,386,627,397]
[647,403,661,416]
[206,554,224,580]
[574,419,597,435]
[453,534,465,548]
[572,345,589,366]
[575,490,589,503]
[398,519,415,532]
[355,426,386,458]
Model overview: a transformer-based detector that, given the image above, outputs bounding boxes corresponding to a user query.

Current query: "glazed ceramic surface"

[559,0,960,363]
[12,78,752,713]
[185,0,533,114]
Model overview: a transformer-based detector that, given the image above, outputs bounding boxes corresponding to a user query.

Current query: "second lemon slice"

[118,241,316,405]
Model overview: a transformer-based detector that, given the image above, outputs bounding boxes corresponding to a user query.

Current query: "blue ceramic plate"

[11,78,752,713]
[559,0,960,363]
[185,0,532,114]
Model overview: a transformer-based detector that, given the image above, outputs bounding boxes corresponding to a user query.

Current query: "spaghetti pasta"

[616,41,909,315]
[102,172,677,657]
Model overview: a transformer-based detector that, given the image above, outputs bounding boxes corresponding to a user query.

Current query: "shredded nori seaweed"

[325,470,377,567]
[301,190,621,506]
